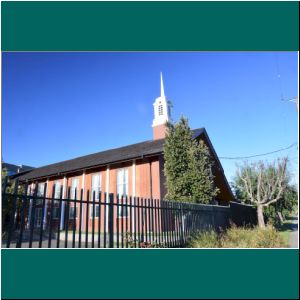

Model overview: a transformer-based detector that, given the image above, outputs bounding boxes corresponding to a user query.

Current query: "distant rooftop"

[2,162,34,175]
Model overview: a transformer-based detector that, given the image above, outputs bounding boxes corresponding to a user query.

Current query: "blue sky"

[2,52,298,184]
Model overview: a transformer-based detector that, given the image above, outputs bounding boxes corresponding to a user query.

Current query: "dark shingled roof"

[2,163,34,174]
[19,128,205,181]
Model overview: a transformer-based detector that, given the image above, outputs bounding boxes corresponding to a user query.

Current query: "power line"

[219,142,298,160]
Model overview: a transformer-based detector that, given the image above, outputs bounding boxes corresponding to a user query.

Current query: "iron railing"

[2,181,229,248]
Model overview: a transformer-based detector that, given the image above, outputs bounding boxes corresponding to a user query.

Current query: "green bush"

[188,230,220,248]
[187,226,287,248]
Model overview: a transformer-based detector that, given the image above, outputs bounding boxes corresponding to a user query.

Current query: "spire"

[152,72,172,139]
[160,72,165,98]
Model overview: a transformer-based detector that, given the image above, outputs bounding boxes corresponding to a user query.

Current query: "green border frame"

[2,249,299,299]
[1,1,299,51]
[1,1,299,299]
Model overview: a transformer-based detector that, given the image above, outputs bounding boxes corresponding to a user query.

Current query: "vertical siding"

[136,160,150,198]
[151,159,161,199]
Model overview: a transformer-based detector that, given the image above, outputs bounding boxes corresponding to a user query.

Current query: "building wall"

[25,150,232,234]
[28,156,162,233]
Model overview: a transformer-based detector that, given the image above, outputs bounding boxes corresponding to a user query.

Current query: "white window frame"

[69,206,78,219]
[117,168,129,218]
[71,178,79,199]
[90,204,100,219]
[27,185,31,195]
[37,182,45,197]
[37,183,45,205]
[54,180,61,199]
[91,173,101,201]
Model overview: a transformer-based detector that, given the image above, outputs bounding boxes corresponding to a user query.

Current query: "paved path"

[289,215,298,248]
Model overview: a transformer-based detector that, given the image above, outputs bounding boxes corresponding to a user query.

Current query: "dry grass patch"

[187,226,287,248]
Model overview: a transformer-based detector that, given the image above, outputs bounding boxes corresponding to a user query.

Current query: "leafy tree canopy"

[163,116,219,203]
[232,159,297,226]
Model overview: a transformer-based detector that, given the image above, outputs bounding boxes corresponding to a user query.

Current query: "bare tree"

[236,157,289,228]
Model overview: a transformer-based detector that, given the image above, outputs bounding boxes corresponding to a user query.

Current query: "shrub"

[187,231,220,248]
[187,226,286,248]
[222,226,286,248]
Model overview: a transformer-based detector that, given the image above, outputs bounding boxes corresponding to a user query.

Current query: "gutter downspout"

[149,159,153,199]
[132,160,136,232]
[105,165,110,232]
[43,179,49,229]
[81,171,85,231]
[60,176,67,230]
[27,182,34,229]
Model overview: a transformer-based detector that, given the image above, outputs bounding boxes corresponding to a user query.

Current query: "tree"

[2,167,24,194]
[189,139,219,203]
[2,168,24,234]
[234,158,290,228]
[264,184,298,226]
[163,116,218,203]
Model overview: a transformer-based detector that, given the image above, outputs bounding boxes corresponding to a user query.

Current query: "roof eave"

[18,151,163,182]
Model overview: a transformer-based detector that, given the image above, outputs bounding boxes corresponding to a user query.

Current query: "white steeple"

[160,72,165,98]
[152,72,172,128]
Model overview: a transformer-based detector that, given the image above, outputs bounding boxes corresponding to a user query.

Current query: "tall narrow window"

[37,183,45,205]
[117,168,128,217]
[69,207,78,219]
[117,168,128,197]
[71,178,79,199]
[90,205,100,219]
[54,180,61,199]
[37,183,45,197]
[91,173,101,200]
[27,185,32,195]
[53,180,61,212]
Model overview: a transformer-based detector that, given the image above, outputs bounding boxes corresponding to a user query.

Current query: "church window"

[71,178,79,199]
[117,168,129,217]
[91,173,101,200]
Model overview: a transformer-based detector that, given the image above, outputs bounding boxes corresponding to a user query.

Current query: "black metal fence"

[230,201,257,227]
[2,180,230,248]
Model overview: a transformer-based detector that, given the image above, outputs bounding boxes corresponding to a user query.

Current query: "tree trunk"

[277,212,284,224]
[257,205,265,228]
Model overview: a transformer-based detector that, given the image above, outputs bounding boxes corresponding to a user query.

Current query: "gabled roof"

[19,128,205,181]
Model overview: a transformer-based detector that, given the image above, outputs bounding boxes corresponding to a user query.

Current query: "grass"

[187,225,287,248]
[278,230,290,246]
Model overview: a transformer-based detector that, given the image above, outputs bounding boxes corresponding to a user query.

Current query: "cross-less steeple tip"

[160,72,165,98]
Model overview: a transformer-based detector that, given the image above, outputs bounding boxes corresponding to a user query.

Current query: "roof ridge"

[18,127,205,181]
[33,139,158,169]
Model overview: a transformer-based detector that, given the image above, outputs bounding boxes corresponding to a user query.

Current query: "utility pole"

[287,96,298,112]
[282,96,298,112]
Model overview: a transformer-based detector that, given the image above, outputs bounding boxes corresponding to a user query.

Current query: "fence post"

[16,181,29,248]
[2,176,9,194]
[6,178,19,248]
[2,176,8,238]
[180,203,185,246]
[108,193,114,248]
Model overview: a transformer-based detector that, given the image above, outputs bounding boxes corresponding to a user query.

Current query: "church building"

[18,74,234,230]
